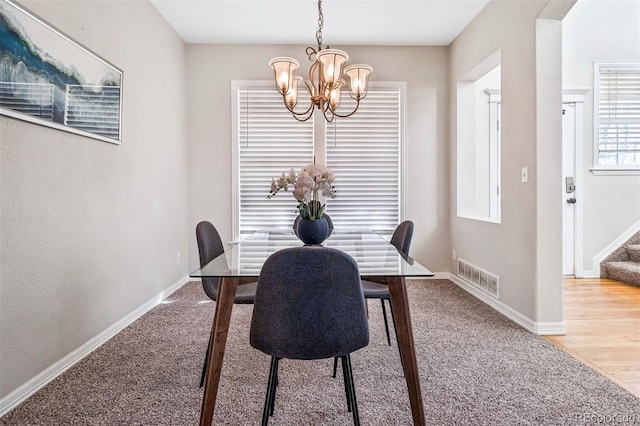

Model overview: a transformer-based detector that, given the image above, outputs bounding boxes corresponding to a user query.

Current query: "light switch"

[521,167,528,183]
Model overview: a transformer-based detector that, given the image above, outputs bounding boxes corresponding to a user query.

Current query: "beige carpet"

[1,279,639,425]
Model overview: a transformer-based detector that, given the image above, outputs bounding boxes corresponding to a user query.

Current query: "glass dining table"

[190,229,434,426]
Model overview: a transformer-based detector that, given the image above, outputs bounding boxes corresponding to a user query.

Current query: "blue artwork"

[0,0,122,144]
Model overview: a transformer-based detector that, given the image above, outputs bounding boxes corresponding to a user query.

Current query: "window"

[456,51,501,223]
[594,63,640,169]
[233,81,404,239]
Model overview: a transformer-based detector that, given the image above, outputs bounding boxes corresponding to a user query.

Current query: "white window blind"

[233,81,404,238]
[325,89,402,231]
[595,63,640,167]
[236,85,313,234]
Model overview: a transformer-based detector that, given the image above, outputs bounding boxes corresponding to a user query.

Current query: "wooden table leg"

[387,276,425,426]
[199,277,239,426]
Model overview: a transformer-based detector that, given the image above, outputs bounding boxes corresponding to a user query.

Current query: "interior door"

[562,103,577,276]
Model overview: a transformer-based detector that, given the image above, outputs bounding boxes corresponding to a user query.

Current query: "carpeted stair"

[601,231,640,287]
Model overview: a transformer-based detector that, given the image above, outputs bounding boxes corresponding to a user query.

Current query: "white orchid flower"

[268,164,336,215]
[301,163,316,174]
[286,169,296,183]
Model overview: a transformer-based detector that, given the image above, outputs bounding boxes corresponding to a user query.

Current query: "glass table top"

[190,229,434,278]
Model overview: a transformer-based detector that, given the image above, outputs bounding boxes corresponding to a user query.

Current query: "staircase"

[601,231,640,287]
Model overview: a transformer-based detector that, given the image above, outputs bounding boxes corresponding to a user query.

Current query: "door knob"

[566,197,576,204]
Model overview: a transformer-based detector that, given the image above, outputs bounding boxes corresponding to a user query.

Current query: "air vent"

[457,259,500,298]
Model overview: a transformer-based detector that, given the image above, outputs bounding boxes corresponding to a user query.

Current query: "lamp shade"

[316,49,348,86]
[344,64,373,99]
[269,57,300,95]
[285,75,304,108]
[328,79,345,110]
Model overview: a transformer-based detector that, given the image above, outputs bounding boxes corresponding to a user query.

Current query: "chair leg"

[343,354,361,425]
[388,299,398,341]
[332,356,339,378]
[262,357,280,425]
[199,334,212,388]
[269,358,279,417]
[380,299,392,346]
[340,356,352,413]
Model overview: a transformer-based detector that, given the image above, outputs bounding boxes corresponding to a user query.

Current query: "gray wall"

[186,44,451,274]
[563,0,640,272]
[0,0,189,399]
[449,0,565,323]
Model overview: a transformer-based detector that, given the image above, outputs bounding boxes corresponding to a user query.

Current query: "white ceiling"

[150,0,490,46]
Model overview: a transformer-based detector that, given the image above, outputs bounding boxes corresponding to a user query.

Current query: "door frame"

[562,88,589,277]
[562,102,577,276]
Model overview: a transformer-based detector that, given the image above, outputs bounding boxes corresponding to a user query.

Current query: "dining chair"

[195,220,257,387]
[250,246,369,425]
[361,220,414,345]
[331,220,414,379]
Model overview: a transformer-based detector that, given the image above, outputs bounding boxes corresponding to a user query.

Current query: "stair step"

[602,261,640,287]
[627,244,640,263]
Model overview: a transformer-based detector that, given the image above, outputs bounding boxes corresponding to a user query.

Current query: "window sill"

[457,214,502,224]
[590,168,640,176]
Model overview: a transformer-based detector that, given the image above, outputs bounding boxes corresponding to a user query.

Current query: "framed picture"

[0,0,122,144]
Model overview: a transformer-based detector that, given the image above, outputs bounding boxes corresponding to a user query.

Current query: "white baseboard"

[577,269,599,278]
[0,276,190,418]
[407,272,450,281]
[447,273,566,336]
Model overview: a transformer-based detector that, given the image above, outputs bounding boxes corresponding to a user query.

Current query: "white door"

[562,103,577,276]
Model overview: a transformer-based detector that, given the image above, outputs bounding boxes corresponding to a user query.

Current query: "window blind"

[596,63,640,167]
[237,87,313,233]
[326,89,402,232]
[234,82,403,237]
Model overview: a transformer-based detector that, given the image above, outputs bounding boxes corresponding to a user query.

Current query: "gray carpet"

[1,280,639,425]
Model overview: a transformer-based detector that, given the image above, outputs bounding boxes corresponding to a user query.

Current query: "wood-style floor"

[544,277,640,398]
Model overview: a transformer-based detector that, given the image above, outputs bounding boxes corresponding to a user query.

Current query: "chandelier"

[268,0,373,122]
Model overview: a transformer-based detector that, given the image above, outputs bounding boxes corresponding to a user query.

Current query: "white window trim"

[486,88,501,223]
[590,168,640,176]
[232,80,406,240]
[398,81,408,231]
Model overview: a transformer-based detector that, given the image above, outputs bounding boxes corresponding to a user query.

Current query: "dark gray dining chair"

[250,246,369,425]
[332,220,414,378]
[195,220,257,387]
[361,220,414,345]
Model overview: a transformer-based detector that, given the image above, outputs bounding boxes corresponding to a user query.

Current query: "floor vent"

[457,259,500,298]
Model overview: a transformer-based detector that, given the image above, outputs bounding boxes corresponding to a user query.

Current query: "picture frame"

[0,0,123,144]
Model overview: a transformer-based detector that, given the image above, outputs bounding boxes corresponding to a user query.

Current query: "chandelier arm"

[305,47,318,61]
[290,108,315,122]
[321,107,336,123]
[329,99,362,119]
[303,80,315,98]
[282,96,315,121]
[307,61,320,97]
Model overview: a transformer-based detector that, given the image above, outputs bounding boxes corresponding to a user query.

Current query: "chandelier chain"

[316,0,323,50]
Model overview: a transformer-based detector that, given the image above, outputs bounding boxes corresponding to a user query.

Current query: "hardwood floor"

[544,277,640,398]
